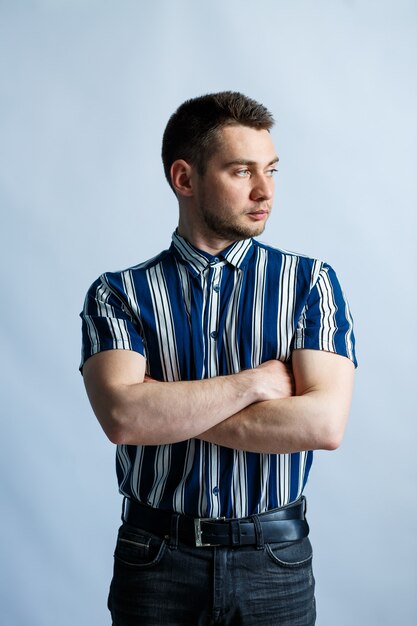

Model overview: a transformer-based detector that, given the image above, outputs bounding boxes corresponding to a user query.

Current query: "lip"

[247,210,269,221]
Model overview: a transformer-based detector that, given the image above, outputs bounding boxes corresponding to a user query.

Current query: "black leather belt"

[122,497,309,547]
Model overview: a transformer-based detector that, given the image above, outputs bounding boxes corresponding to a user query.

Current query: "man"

[80,91,356,625]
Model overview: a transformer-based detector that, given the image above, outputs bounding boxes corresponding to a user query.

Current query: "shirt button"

[212,486,219,495]
[210,331,218,339]
[210,257,220,265]
[213,284,220,292]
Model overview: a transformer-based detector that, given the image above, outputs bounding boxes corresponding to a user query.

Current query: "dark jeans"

[108,521,316,625]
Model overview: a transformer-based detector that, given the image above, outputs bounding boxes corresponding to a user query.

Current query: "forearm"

[90,369,260,445]
[198,391,350,454]
[83,351,292,447]
[84,348,354,451]
[199,350,356,454]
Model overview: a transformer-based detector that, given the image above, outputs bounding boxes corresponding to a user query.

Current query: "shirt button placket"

[207,264,221,376]
[210,265,221,342]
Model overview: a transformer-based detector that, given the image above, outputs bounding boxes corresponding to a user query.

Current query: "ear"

[170,160,194,197]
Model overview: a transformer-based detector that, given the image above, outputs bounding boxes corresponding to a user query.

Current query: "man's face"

[191,124,278,244]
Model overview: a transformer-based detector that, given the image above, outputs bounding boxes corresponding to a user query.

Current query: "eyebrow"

[224,157,279,168]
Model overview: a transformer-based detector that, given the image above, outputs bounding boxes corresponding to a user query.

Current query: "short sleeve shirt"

[80,233,356,518]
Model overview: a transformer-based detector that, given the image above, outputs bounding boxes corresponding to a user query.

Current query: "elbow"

[100,416,128,445]
[105,423,128,445]
[317,413,348,451]
[321,433,343,451]
[98,401,159,446]
[86,386,135,444]
[320,424,346,451]
[97,404,136,445]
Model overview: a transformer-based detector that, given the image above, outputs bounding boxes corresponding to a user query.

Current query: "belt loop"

[230,521,241,546]
[169,513,180,549]
[251,514,264,550]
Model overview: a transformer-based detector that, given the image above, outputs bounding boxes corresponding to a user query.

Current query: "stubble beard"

[200,203,268,242]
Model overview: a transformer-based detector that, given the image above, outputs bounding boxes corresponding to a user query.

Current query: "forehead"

[211,124,277,165]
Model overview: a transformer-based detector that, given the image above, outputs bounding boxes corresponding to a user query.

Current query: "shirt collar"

[171,231,254,276]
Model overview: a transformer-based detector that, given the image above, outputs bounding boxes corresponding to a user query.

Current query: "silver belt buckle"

[194,517,225,547]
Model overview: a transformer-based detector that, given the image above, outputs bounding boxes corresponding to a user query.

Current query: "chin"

[248,223,267,237]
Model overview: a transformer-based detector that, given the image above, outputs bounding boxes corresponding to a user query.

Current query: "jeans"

[108,521,316,625]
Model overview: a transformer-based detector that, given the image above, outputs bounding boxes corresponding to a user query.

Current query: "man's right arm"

[82,349,291,445]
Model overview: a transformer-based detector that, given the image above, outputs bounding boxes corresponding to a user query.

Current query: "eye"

[266,168,278,177]
[236,168,250,178]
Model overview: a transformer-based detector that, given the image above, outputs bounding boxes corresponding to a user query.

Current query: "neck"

[177,222,237,256]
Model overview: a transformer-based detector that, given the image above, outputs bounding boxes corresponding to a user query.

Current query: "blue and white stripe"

[80,232,356,518]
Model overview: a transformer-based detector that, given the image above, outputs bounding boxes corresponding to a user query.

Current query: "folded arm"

[82,350,292,445]
[83,348,354,453]
[199,349,355,453]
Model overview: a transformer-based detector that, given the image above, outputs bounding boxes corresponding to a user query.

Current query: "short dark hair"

[161,91,275,190]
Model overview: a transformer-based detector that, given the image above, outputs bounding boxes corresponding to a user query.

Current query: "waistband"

[122,497,309,548]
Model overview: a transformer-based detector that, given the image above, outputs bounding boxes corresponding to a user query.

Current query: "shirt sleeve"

[79,273,146,372]
[293,262,357,367]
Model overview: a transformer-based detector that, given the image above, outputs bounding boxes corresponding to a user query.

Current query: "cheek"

[206,176,249,210]
[222,185,248,206]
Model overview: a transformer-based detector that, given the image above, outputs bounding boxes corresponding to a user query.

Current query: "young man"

[80,91,356,625]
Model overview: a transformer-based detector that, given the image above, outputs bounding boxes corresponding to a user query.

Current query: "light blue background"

[1,1,416,624]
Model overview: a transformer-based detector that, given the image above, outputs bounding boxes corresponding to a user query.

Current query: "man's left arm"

[198,349,355,454]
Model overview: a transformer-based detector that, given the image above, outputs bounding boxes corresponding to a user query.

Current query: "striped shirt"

[80,232,356,518]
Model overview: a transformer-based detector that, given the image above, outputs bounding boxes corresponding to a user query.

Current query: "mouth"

[247,210,270,221]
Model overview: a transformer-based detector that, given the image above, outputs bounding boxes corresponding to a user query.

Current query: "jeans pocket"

[265,537,313,568]
[114,523,167,569]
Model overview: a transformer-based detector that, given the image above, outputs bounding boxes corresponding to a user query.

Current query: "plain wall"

[1,1,416,624]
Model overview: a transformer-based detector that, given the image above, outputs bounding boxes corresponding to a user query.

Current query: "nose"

[250,174,274,202]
